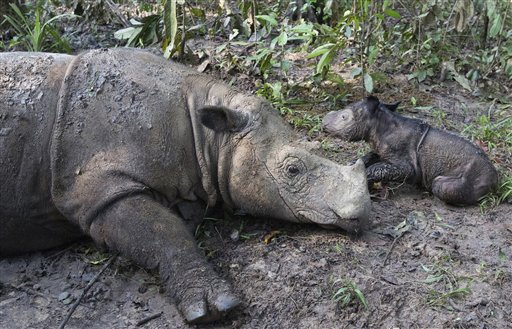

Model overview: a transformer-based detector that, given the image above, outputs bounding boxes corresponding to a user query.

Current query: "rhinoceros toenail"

[214,294,240,312]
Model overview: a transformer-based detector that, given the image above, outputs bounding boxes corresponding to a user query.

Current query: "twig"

[483,0,511,79]
[136,312,163,327]
[179,3,186,59]
[58,253,118,329]
[47,243,77,260]
[104,0,129,27]
[441,0,457,44]
[447,297,464,312]
[251,0,257,35]
[382,234,401,266]
[359,2,366,94]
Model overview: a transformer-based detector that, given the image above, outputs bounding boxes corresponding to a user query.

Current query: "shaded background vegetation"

[2,1,511,86]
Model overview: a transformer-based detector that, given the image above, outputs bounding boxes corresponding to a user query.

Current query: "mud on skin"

[322,96,498,205]
[0,49,371,324]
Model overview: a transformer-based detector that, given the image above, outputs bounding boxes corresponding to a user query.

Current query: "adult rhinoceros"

[0,48,370,323]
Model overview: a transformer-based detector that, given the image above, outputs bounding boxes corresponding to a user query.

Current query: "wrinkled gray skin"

[0,49,371,323]
[323,96,498,205]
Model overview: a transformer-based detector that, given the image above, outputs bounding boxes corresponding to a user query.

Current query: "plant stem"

[179,3,186,59]
[483,0,510,79]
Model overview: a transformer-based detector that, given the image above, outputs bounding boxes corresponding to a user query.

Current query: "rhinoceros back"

[0,52,82,255]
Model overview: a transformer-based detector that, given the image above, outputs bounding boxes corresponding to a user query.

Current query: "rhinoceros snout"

[323,159,371,232]
[322,111,337,132]
[331,205,370,232]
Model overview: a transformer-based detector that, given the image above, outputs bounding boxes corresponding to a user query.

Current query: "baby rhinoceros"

[322,96,499,205]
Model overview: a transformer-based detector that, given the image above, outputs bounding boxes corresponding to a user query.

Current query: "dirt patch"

[1,187,511,328]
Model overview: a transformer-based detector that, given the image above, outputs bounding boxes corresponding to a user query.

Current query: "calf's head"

[198,98,371,233]
[322,96,399,140]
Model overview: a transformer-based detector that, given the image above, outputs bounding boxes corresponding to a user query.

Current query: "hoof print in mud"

[322,96,498,205]
[0,49,371,324]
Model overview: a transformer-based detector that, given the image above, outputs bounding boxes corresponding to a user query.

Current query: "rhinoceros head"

[322,96,400,141]
[197,95,371,233]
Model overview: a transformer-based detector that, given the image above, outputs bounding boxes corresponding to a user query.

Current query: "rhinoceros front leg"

[366,161,414,185]
[87,194,239,323]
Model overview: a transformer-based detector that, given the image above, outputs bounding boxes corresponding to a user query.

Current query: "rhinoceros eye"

[280,156,306,180]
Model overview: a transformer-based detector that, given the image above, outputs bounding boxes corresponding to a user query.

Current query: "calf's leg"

[87,193,239,323]
[366,161,414,185]
[431,175,482,205]
[359,151,381,167]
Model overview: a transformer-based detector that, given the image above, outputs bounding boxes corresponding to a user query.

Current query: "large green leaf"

[489,14,502,38]
[306,43,335,59]
[316,46,336,74]
[255,14,278,27]
[163,0,178,59]
[363,73,373,93]
[276,31,288,47]
[384,9,401,19]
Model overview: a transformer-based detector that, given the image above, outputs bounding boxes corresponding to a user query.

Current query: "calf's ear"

[199,106,250,132]
[366,96,380,114]
[382,101,401,112]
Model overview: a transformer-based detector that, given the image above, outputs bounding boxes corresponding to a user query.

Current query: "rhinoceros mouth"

[318,222,363,234]
[332,212,368,233]
[296,210,367,233]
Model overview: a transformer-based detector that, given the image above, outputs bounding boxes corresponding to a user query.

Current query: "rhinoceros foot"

[175,268,240,323]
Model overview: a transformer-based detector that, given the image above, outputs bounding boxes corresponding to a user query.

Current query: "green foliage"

[421,254,473,309]
[426,287,471,308]
[2,1,75,52]
[256,81,322,135]
[115,0,190,58]
[115,14,162,47]
[245,20,318,80]
[305,0,401,93]
[80,246,110,265]
[332,278,368,309]
[480,174,512,210]
[398,0,512,83]
[462,113,512,151]
[112,0,510,88]
[461,104,512,210]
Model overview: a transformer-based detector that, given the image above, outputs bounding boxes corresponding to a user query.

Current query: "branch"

[58,253,118,329]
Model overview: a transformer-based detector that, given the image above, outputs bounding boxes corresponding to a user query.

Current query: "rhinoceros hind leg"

[431,175,478,205]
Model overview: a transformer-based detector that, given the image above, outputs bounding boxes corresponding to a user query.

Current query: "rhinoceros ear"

[199,106,250,132]
[366,96,380,114]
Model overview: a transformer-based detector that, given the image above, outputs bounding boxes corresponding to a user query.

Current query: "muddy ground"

[1,178,511,329]
[1,5,512,329]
